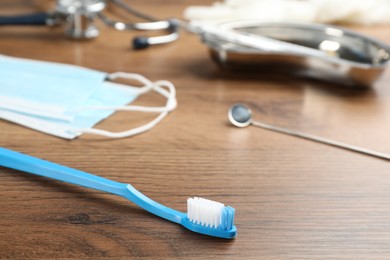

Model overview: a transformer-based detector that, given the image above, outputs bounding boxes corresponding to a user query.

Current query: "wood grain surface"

[1,0,390,258]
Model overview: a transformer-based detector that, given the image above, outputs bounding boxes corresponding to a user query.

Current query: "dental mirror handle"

[228,104,390,161]
[251,120,390,161]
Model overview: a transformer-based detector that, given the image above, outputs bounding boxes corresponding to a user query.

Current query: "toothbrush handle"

[0,147,127,196]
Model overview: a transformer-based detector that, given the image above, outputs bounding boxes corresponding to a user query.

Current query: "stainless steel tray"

[203,21,390,86]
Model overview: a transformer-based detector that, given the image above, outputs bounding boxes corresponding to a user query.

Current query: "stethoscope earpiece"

[133,37,150,50]
[132,19,179,50]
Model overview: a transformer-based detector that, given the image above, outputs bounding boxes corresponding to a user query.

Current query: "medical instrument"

[0,0,178,48]
[228,103,390,161]
[200,21,390,86]
[0,147,237,239]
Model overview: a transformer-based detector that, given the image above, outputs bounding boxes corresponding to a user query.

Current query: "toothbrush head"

[183,197,236,239]
[123,184,236,239]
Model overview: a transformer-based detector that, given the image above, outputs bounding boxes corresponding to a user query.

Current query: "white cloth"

[184,0,390,25]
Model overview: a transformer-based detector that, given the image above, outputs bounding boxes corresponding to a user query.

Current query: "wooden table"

[1,1,390,258]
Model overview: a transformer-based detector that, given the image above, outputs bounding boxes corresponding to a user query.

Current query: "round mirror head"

[228,103,252,128]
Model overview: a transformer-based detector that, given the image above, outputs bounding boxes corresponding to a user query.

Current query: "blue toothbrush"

[0,147,236,239]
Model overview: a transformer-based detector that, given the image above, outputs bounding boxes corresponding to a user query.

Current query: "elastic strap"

[71,72,177,138]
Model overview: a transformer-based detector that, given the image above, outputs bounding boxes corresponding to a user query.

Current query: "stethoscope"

[0,0,178,49]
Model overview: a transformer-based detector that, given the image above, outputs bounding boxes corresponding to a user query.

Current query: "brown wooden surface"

[2,0,390,258]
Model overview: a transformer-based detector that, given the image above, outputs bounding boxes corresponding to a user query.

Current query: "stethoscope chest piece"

[56,0,106,39]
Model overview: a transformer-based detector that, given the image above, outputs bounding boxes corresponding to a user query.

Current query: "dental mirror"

[228,103,252,127]
[228,103,390,161]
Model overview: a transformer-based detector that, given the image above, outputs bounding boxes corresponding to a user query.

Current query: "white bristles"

[187,197,225,228]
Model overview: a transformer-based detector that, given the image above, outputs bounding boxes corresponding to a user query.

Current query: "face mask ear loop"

[152,80,177,112]
[102,80,177,112]
[107,72,152,86]
[71,74,177,138]
[73,111,169,138]
[76,79,176,113]
[94,72,176,112]
[107,72,174,99]
[108,73,177,113]
[107,72,156,95]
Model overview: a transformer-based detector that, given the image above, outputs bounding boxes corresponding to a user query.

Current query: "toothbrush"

[0,147,236,239]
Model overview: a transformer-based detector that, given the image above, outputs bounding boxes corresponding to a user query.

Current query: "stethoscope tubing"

[0,12,48,26]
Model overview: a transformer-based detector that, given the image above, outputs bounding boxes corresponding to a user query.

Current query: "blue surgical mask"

[0,55,177,139]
